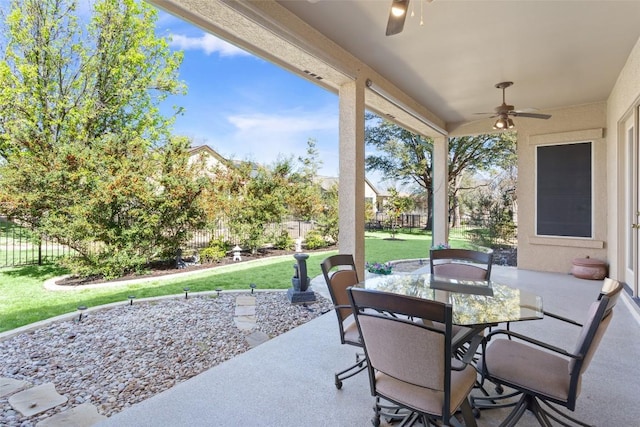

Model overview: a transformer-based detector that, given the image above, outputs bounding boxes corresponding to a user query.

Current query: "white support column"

[338,79,366,276]
[432,135,449,246]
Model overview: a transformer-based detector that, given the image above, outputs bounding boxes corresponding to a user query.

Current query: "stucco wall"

[516,103,607,273]
[606,36,640,282]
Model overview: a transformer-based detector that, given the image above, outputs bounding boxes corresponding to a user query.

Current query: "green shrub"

[59,249,147,280]
[200,238,229,263]
[304,230,328,249]
[273,230,294,250]
[208,238,230,252]
[200,246,226,264]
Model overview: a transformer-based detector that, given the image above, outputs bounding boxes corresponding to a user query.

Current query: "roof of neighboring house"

[315,175,388,197]
[188,145,229,164]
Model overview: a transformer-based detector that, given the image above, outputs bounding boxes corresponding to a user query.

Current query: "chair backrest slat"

[430,248,493,280]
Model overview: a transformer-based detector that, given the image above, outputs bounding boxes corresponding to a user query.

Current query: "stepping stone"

[234,316,256,331]
[0,377,30,398]
[8,382,68,417]
[36,403,106,427]
[245,330,270,348]
[233,295,257,330]
[234,305,255,316]
[235,295,256,306]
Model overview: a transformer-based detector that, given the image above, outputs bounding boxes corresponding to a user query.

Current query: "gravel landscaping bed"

[0,292,333,426]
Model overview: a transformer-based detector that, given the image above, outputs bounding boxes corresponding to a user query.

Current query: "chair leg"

[373,397,413,424]
[459,398,478,427]
[535,399,594,427]
[470,389,522,412]
[498,393,531,427]
[371,397,415,427]
[334,352,367,389]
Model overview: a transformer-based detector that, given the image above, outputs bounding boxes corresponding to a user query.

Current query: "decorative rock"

[0,292,333,426]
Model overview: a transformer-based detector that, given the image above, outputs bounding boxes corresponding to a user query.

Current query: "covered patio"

[98,266,640,426]
[125,1,640,424]
[148,0,640,301]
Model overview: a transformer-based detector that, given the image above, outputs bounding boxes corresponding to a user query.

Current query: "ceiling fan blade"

[512,112,552,119]
[386,0,410,36]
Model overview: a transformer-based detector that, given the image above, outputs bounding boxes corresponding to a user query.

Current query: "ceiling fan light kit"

[493,116,515,130]
[391,1,407,17]
[386,0,410,35]
[473,81,552,130]
[386,0,433,36]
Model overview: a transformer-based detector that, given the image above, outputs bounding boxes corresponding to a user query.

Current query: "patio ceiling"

[151,1,640,136]
[277,0,640,130]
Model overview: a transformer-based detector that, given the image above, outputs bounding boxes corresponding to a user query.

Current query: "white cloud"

[215,110,339,170]
[169,33,250,57]
[227,113,335,134]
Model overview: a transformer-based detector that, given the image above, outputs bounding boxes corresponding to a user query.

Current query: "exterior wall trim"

[529,237,604,249]
[530,128,604,145]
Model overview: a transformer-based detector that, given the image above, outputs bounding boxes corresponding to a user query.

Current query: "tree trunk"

[451,175,462,228]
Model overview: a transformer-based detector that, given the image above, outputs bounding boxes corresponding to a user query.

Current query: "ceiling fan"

[386,0,433,36]
[476,81,552,130]
[386,0,410,36]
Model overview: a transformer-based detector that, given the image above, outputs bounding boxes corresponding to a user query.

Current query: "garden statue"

[288,253,316,303]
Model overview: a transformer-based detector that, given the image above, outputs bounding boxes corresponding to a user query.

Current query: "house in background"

[187,145,229,173]
[317,176,387,214]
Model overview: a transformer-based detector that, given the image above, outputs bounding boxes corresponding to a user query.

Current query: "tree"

[365,112,516,229]
[317,181,338,243]
[0,0,198,278]
[287,138,324,221]
[384,188,414,239]
[448,132,516,227]
[213,160,290,253]
[461,165,517,247]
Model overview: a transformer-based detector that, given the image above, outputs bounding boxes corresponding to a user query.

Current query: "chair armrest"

[451,334,484,370]
[543,310,583,327]
[484,329,581,361]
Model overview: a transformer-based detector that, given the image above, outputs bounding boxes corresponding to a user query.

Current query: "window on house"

[536,142,592,238]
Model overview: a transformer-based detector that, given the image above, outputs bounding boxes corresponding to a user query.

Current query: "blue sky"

[153,9,345,179]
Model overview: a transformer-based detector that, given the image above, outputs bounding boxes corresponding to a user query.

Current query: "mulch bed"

[55,246,335,287]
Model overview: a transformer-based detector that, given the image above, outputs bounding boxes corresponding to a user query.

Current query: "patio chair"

[430,248,493,281]
[320,254,367,389]
[473,279,623,426]
[429,248,494,363]
[347,286,480,427]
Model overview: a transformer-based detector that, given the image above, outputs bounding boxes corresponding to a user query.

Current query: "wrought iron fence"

[368,212,517,249]
[0,216,318,268]
[2,211,515,268]
[0,218,79,267]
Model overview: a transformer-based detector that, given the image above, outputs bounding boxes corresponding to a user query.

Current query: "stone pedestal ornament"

[287,253,316,303]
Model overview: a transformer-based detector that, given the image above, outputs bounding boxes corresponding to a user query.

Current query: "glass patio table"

[363,273,544,345]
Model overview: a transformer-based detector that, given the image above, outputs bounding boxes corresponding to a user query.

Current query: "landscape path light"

[77,305,87,322]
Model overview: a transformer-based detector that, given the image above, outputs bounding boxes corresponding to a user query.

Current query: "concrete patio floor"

[98,266,640,426]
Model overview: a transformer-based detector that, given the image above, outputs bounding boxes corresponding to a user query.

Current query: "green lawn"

[0,231,478,333]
